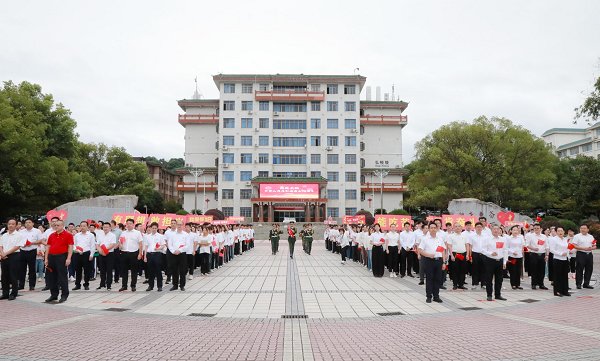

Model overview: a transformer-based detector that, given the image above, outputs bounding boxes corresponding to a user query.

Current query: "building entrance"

[274,211,305,222]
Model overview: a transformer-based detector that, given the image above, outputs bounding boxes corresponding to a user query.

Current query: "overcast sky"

[2,0,599,163]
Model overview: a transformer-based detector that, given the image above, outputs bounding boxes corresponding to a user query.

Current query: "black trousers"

[529,253,546,287]
[199,253,210,274]
[120,251,139,289]
[569,257,576,273]
[451,253,467,287]
[326,238,331,250]
[47,253,69,299]
[271,238,279,254]
[113,248,121,282]
[372,245,385,277]
[471,252,484,286]
[423,257,443,299]
[18,249,37,289]
[72,251,93,287]
[483,256,503,298]
[388,246,399,274]
[1,254,19,297]
[168,252,187,288]
[576,251,594,287]
[234,242,240,255]
[352,244,359,261]
[186,254,195,275]
[288,237,296,257]
[507,257,523,287]
[146,252,163,289]
[547,253,554,282]
[553,258,569,295]
[399,248,414,276]
[98,253,115,288]
[306,238,313,255]
[211,250,219,269]
[341,246,348,261]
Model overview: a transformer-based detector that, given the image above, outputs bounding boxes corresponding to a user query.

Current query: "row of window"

[221,135,357,147]
[223,83,357,95]
[222,118,357,129]
[222,153,357,164]
[222,101,356,112]
[218,206,356,218]
[220,171,357,182]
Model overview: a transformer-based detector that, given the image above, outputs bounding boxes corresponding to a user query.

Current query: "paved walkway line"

[283,319,314,361]
[285,257,306,316]
[0,314,99,340]
[489,311,600,340]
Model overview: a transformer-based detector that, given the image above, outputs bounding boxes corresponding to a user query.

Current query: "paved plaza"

[1,240,600,360]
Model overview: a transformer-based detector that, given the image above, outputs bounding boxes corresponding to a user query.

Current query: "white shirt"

[166,230,188,253]
[329,229,340,243]
[400,230,415,250]
[482,227,493,237]
[19,228,42,251]
[525,233,548,254]
[96,231,117,253]
[506,235,525,258]
[482,236,508,263]
[447,232,467,254]
[144,232,165,254]
[467,232,488,253]
[184,232,197,254]
[340,233,350,248]
[418,233,446,258]
[119,229,143,252]
[74,232,96,253]
[386,231,400,247]
[370,232,385,246]
[198,235,212,254]
[43,228,55,241]
[358,231,371,250]
[0,230,25,253]
[571,233,595,254]
[549,236,569,261]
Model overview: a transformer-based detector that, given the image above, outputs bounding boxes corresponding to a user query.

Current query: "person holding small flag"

[143,222,165,291]
[525,224,549,290]
[571,224,596,289]
[118,219,143,292]
[18,218,43,291]
[549,226,571,296]
[482,226,508,301]
[72,221,96,290]
[166,221,188,291]
[95,222,117,290]
[1,219,25,300]
[287,221,297,259]
[446,223,468,290]
[417,222,446,303]
[505,225,525,290]
[45,219,73,303]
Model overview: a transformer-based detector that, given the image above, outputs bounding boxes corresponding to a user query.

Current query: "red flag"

[75,246,83,252]
[155,242,160,249]
[455,253,465,261]
[24,240,32,247]
[100,244,109,254]
[523,246,529,252]
[508,258,517,265]
[593,240,597,245]
[380,238,385,243]
[496,242,504,249]
[119,236,126,244]
[179,244,185,248]
[567,243,575,250]
[436,245,444,253]
[537,240,544,246]
[288,227,294,237]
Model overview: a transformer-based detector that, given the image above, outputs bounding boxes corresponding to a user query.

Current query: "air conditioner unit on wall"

[223,163,230,168]
[222,146,229,151]
[326,146,333,151]
[351,129,357,133]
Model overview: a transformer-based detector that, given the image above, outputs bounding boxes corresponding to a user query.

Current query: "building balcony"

[254,90,325,102]
[361,182,408,192]
[360,115,408,125]
[178,114,219,126]
[177,182,218,192]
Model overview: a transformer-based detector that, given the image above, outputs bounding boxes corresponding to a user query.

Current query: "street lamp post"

[187,167,204,215]
[373,169,389,215]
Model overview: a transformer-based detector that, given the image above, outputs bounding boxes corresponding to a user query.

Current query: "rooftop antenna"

[391,84,395,102]
[192,76,202,99]
[353,67,360,75]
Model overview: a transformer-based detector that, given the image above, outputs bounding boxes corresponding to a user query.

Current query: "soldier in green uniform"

[287,221,298,259]
[300,225,307,253]
[304,223,314,255]
[269,224,282,255]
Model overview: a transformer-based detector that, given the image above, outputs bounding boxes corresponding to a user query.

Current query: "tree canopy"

[575,76,600,123]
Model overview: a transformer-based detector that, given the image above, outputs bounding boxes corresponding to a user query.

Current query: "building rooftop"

[556,137,593,151]
[177,99,219,112]
[361,100,409,111]
[541,127,587,137]
[212,73,367,89]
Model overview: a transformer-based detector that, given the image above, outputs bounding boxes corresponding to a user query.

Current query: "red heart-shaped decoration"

[497,211,515,225]
[46,209,68,221]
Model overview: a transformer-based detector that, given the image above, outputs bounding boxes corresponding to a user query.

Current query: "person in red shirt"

[45,219,73,303]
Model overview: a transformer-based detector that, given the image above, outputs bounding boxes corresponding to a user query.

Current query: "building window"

[327,208,339,218]
[273,137,307,147]
[345,189,357,200]
[345,119,356,129]
[582,143,592,152]
[272,119,307,129]
[327,84,338,94]
[223,101,235,111]
[222,189,234,199]
[241,118,253,128]
[327,118,338,129]
[223,153,234,164]
[272,154,306,164]
[311,171,321,178]
[224,84,235,93]
[311,154,321,164]
[327,101,338,112]
[311,118,321,129]
[360,142,365,151]
[345,172,356,182]
[223,136,234,146]
[569,147,579,155]
[223,118,235,128]
[345,136,356,146]
[258,153,269,163]
[344,85,356,95]
[240,153,252,163]
[241,101,253,111]
[327,154,339,164]
[327,189,339,200]
[222,207,234,216]
[345,154,357,164]
[240,171,252,181]
[360,125,365,135]
[240,207,252,217]
[273,103,307,112]
[311,136,321,146]
[360,158,365,168]
[258,171,269,177]
[311,102,321,111]
[345,207,357,216]
[311,84,321,92]
[259,101,269,111]
[327,172,339,182]
[242,84,253,93]
[344,102,356,112]
[259,118,269,128]
[214,191,218,201]
[240,189,252,199]
[222,171,234,181]
[327,136,338,146]
[241,136,253,146]
[273,172,307,177]
[259,136,269,146]
[259,83,269,91]
[360,192,366,201]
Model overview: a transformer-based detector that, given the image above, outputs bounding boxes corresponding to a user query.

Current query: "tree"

[166,158,185,170]
[355,209,375,225]
[554,156,600,221]
[389,209,409,215]
[205,208,225,220]
[575,76,600,123]
[164,200,183,213]
[136,190,164,214]
[406,116,559,211]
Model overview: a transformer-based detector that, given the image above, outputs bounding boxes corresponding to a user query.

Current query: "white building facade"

[541,122,600,159]
[177,74,408,222]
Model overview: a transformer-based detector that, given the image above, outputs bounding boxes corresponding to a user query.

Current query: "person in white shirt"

[370,224,386,277]
[18,218,43,291]
[466,222,489,289]
[385,224,401,277]
[118,219,144,292]
[399,222,416,278]
[572,224,596,289]
[324,226,332,251]
[184,223,197,280]
[549,226,571,297]
[0,219,26,300]
[339,228,350,264]
[143,222,166,291]
[525,224,549,290]
[72,221,96,290]
[329,226,340,255]
[482,225,508,301]
[446,223,468,290]
[415,223,428,285]
[505,225,525,290]
[197,226,212,275]
[166,221,189,291]
[96,222,117,290]
[479,217,493,237]
[566,229,577,277]
[418,222,446,303]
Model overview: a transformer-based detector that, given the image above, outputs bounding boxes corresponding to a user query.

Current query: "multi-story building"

[541,122,600,159]
[133,157,183,203]
[177,74,408,222]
